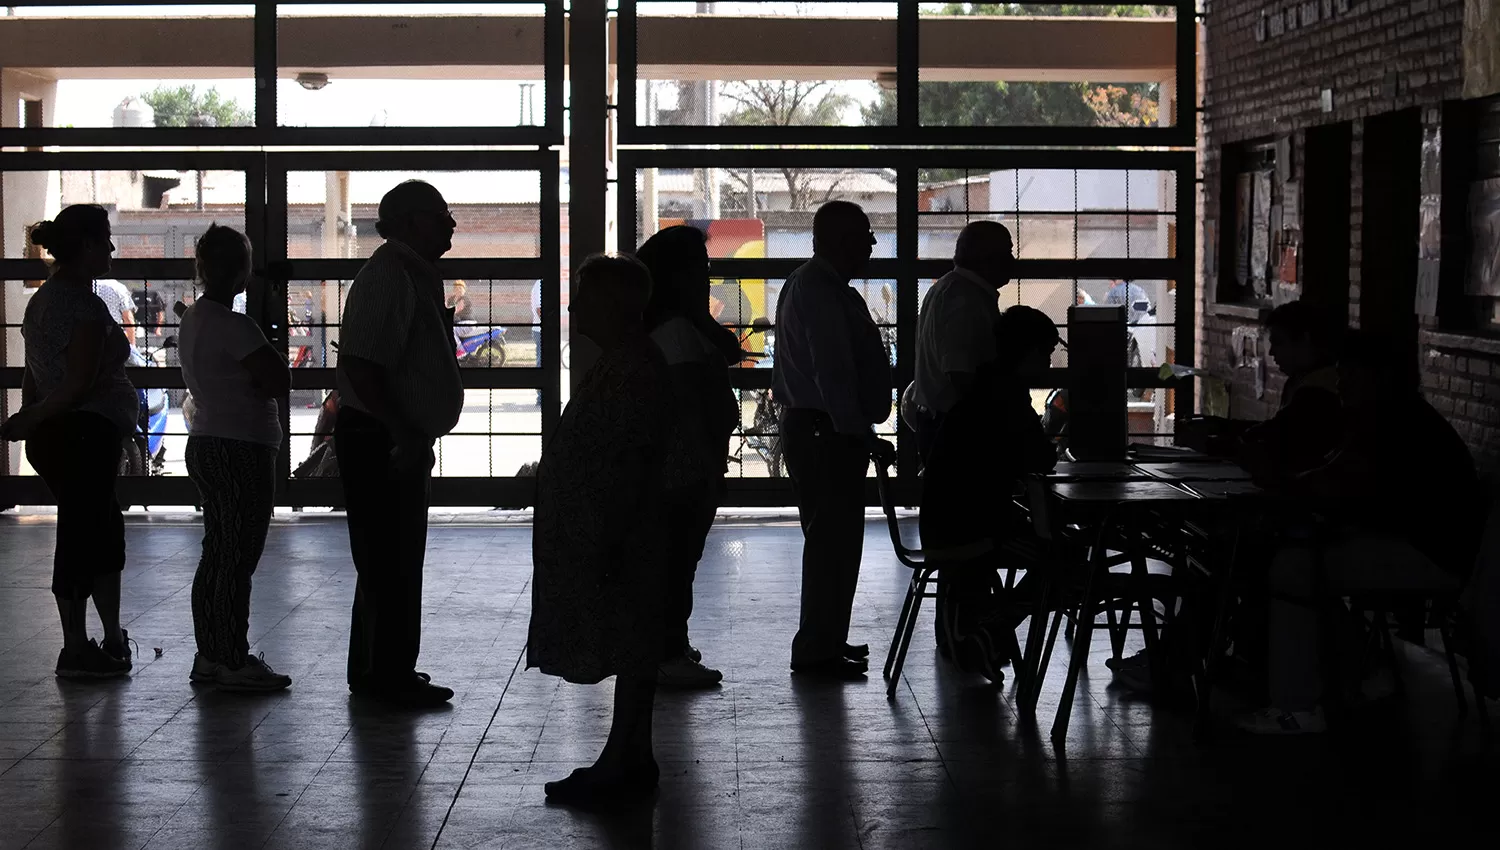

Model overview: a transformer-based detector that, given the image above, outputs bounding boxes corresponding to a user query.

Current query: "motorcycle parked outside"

[454,323,509,368]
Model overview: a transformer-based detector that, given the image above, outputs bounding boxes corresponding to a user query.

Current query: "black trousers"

[26,411,125,600]
[336,407,433,687]
[782,409,870,664]
[914,410,945,470]
[663,478,723,659]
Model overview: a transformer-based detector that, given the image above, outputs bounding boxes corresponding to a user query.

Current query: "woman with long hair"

[2,205,138,678]
[635,225,741,686]
[177,224,292,691]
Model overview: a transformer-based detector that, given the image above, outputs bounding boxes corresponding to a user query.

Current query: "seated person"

[1239,330,1481,735]
[920,305,1060,684]
[1238,300,1345,485]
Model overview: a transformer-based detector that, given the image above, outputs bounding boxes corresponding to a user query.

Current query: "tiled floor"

[0,511,1493,849]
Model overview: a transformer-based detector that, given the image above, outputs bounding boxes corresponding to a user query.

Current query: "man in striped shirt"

[336,180,465,707]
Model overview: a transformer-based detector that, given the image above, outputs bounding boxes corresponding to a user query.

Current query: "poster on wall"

[1235,173,1253,286]
[1464,0,1500,99]
[1469,178,1500,297]
[1251,171,1273,298]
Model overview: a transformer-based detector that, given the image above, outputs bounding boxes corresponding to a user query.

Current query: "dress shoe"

[843,643,870,659]
[353,673,454,708]
[790,656,869,680]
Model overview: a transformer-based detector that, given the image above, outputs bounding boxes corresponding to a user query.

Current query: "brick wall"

[1201,0,1500,468]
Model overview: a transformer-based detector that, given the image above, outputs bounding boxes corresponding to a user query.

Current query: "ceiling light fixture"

[296,72,331,91]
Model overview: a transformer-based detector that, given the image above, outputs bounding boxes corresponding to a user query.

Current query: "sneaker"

[56,640,131,679]
[1105,649,1150,672]
[101,628,135,669]
[684,645,702,664]
[658,653,723,688]
[216,654,292,693]
[189,653,218,685]
[1112,663,1154,695]
[1235,706,1327,735]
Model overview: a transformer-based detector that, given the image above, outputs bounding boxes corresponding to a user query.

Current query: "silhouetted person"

[637,226,741,688]
[920,306,1060,683]
[178,224,292,692]
[1239,330,1481,734]
[774,201,894,680]
[529,254,675,805]
[908,221,1015,465]
[1239,300,1345,485]
[2,205,136,678]
[337,180,464,707]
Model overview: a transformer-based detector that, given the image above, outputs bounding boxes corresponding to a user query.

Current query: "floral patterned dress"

[528,334,676,684]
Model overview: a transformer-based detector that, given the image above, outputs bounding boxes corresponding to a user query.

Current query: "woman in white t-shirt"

[178,225,292,692]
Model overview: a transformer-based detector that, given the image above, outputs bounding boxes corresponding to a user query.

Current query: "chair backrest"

[873,457,918,563]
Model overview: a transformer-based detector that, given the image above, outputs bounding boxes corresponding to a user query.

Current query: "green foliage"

[139,85,252,128]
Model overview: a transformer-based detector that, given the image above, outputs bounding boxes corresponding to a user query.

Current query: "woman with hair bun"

[1,204,137,679]
[177,224,292,692]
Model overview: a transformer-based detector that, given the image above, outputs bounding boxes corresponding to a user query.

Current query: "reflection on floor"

[0,514,1492,849]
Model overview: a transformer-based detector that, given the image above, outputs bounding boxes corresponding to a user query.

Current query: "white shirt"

[912,266,1001,415]
[92,279,134,325]
[179,298,283,447]
[771,256,891,434]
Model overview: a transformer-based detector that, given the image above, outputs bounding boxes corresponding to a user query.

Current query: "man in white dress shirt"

[773,201,894,679]
[908,221,1015,464]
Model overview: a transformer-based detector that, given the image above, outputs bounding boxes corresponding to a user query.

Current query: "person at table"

[1239,330,1481,735]
[528,254,676,804]
[636,225,741,688]
[906,221,1015,466]
[774,200,895,680]
[1238,300,1345,485]
[920,306,1060,683]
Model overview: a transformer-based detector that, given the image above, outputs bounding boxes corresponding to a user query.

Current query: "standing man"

[336,180,465,707]
[774,201,894,679]
[907,221,1014,465]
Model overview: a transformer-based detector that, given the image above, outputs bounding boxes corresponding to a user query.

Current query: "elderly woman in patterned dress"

[528,254,676,806]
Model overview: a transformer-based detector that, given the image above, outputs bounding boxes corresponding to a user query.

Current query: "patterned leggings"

[186,436,277,667]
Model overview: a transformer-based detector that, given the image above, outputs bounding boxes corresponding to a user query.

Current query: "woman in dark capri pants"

[2,204,138,679]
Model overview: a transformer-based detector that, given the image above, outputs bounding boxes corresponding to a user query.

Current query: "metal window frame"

[618,0,1196,148]
[0,0,565,149]
[618,146,1195,505]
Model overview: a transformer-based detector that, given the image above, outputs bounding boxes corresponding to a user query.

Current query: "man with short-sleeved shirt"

[336,180,465,707]
[774,201,894,679]
[909,221,1014,464]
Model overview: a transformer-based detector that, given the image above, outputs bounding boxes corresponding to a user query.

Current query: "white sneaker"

[1236,706,1327,735]
[658,653,723,688]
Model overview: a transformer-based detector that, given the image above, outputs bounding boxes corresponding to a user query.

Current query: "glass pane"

[635,3,898,128]
[284,171,542,260]
[631,167,897,258]
[917,169,1177,259]
[279,278,539,369]
[2,170,250,259]
[3,5,256,129]
[276,3,547,128]
[917,6,1177,128]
